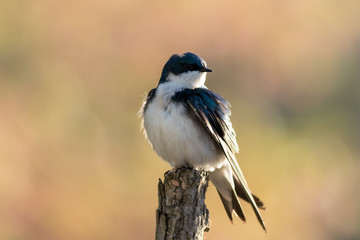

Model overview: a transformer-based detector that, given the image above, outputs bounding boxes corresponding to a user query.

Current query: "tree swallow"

[140,52,266,231]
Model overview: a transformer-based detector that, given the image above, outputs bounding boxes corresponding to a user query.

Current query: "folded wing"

[172,88,266,231]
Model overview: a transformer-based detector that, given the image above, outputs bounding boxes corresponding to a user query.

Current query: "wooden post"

[155,167,210,240]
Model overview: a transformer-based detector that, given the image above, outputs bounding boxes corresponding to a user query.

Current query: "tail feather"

[217,189,246,222]
[233,174,267,231]
[231,190,246,222]
[233,176,266,210]
[210,164,266,231]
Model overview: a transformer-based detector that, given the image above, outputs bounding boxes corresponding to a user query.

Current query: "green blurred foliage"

[0,0,360,239]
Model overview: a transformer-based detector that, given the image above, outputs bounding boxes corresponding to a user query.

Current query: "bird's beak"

[200,67,213,72]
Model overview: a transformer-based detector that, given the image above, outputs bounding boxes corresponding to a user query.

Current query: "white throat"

[167,71,207,89]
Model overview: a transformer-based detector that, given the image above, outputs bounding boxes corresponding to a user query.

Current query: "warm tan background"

[1,0,360,239]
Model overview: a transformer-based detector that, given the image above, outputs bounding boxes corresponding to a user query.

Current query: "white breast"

[142,82,226,171]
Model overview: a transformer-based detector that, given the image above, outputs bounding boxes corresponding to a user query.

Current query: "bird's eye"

[184,64,191,70]
[183,63,200,71]
[190,63,199,70]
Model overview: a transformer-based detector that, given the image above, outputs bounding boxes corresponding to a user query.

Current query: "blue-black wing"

[173,88,238,155]
[172,88,266,231]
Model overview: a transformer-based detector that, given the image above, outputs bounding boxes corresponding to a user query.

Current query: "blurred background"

[1,0,360,239]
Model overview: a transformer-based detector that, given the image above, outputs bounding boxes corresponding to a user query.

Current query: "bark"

[155,167,210,240]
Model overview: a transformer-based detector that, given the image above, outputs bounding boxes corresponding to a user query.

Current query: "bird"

[140,52,266,231]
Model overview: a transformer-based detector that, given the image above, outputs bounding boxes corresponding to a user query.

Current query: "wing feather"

[173,88,266,231]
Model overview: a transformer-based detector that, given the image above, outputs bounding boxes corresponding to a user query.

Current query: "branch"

[155,167,210,240]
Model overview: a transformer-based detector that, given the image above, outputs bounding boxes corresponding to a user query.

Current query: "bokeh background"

[1,0,360,239]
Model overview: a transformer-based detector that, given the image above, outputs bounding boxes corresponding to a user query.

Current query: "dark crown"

[159,52,212,84]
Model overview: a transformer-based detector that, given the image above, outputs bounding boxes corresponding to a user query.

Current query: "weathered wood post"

[155,167,211,240]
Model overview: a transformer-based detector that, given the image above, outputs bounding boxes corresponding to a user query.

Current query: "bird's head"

[159,52,212,88]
